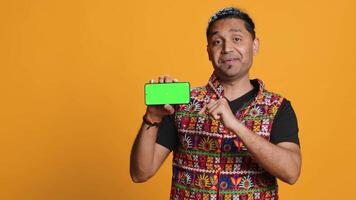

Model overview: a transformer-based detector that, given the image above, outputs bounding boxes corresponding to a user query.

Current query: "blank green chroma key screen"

[144,82,190,105]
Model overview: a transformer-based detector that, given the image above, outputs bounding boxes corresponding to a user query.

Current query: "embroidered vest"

[169,74,284,200]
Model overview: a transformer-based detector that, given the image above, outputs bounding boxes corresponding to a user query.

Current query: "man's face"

[207,18,259,81]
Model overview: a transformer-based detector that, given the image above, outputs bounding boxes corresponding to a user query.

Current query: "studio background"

[1,0,355,199]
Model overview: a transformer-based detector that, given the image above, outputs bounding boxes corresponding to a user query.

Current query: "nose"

[222,40,233,54]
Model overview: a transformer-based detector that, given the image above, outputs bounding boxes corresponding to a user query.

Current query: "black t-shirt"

[156,80,299,151]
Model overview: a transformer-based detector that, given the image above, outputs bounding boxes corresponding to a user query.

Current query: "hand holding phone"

[145,82,190,105]
[144,75,189,122]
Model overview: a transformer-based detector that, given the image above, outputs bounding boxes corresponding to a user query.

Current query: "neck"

[219,75,254,101]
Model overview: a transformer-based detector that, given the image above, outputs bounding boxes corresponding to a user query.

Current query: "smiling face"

[207,18,259,81]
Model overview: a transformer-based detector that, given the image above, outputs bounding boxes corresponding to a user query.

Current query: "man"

[130,7,301,200]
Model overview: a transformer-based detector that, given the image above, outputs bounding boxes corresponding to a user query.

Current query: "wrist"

[228,118,242,133]
[142,113,162,129]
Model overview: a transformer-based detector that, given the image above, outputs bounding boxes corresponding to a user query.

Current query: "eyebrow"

[210,28,242,37]
[229,28,242,33]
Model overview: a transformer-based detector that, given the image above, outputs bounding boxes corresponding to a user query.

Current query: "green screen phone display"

[144,82,190,105]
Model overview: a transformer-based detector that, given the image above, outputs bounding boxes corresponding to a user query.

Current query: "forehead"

[210,18,248,36]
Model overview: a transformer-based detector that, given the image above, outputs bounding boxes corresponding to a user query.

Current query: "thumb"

[163,104,175,115]
[198,104,207,115]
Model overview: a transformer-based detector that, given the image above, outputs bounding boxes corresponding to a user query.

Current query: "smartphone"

[144,82,190,105]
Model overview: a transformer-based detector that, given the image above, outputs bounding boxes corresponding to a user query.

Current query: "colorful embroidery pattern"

[170,74,283,200]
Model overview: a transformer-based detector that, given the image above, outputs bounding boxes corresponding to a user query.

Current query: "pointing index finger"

[198,104,207,115]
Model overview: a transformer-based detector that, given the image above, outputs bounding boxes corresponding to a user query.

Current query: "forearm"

[231,121,301,184]
[130,122,159,182]
[130,75,177,182]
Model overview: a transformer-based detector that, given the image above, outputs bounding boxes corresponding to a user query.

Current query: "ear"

[207,45,212,61]
[252,38,260,56]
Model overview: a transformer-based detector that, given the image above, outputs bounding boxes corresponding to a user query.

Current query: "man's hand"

[199,98,238,130]
[199,98,301,185]
[130,75,178,183]
[146,75,178,122]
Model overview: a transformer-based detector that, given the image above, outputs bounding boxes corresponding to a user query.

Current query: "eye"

[212,39,222,46]
[233,37,241,42]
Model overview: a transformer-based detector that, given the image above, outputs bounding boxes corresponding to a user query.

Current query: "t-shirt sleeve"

[270,99,300,146]
[156,115,178,151]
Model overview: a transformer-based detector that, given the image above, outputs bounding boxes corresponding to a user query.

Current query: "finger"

[208,102,219,114]
[198,104,207,115]
[209,98,231,115]
[208,102,218,113]
[211,110,221,120]
[149,79,155,83]
[159,75,164,83]
[206,99,218,111]
[173,78,179,82]
[210,107,222,120]
[164,75,172,83]
[211,94,217,100]
[164,104,175,114]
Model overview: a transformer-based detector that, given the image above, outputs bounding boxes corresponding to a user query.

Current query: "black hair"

[206,7,256,39]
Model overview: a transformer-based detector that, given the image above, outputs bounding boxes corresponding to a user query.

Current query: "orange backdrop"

[1,0,355,199]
